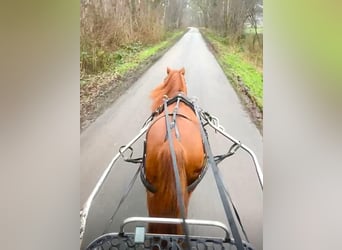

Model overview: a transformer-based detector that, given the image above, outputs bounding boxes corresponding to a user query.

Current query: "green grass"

[81,30,185,81]
[244,26,263,34]
[113,40,169,76]
[223,53,263,107]
[203,30,263,109]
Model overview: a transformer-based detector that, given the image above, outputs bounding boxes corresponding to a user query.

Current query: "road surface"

[80,27,263,250]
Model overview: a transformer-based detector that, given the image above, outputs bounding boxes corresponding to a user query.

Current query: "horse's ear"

[167,67,171,74]
[180,67,185,75]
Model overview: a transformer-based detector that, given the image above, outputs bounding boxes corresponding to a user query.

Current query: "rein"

[162,96,191,249]
[194,106,246,250]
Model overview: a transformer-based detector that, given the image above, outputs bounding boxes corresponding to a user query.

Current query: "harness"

[140,93,208,194]
[99,93,257,250]
[140,93,246,250]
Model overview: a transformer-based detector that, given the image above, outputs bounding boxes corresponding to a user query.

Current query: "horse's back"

[146,103,204,182]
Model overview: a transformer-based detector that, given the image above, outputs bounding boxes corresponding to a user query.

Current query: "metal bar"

[80,123,151,243]
[119,216,231,241]
[204,114,263,189]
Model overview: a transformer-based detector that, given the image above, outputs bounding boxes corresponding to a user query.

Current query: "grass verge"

[200,28,263,132]
[81,30,186,85]
[202,29,263,109]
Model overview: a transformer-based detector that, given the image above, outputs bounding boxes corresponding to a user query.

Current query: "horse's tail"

[158,140,189,215]
[148,140,189,234]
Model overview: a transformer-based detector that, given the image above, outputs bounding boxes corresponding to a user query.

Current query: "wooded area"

[190,0,262,39]
[80,0,188,49]
[80,0,263,74]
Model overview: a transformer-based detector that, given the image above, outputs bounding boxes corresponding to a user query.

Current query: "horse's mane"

[150,67,187,111]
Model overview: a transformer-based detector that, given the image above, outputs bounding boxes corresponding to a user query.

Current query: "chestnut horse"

[145,67,205,234]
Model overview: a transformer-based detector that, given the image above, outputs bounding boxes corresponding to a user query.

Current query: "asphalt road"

[80,27,263,250]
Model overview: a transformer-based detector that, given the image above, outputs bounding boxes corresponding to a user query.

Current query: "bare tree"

[190,0,259,40]
[247,3,262,49]
[163,0,186,30]
[81,0,172,50]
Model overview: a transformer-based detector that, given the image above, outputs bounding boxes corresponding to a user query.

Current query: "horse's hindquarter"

[176,108,205,182]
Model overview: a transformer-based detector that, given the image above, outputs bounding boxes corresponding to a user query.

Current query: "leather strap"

[103,167,140,234]
[194,107,245,250]
[152,93,196,117]
[163,98,191,249]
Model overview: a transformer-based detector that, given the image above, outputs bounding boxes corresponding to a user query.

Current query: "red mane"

[150,67,187,111]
